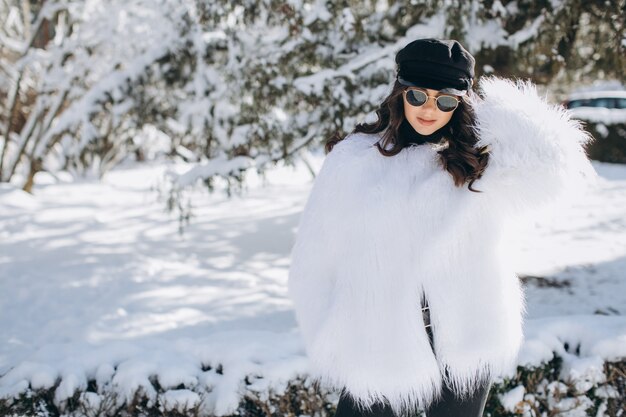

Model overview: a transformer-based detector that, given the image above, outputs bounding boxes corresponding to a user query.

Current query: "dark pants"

[333,302,492,417]
[334,378,491,417]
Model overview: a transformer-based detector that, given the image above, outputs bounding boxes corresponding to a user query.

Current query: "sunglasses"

[403,88,460,112]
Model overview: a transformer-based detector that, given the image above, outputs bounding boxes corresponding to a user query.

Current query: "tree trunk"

[22,157,42,193]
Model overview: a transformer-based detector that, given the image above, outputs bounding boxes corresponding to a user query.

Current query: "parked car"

[561,88,626,164]
[563,90,626,110]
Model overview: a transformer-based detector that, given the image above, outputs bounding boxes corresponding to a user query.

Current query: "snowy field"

[0,152,625,415]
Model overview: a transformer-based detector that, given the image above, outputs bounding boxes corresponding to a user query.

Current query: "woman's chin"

[415,127,437,136]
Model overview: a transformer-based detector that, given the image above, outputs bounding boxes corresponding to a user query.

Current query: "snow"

[569,108,626,125]
[518,315,626,390]
[169,154,256,187]
[463,1,509,52]
[567,90,626,100]
[404,11,447,40]
[293,16,449,96]
[1,154,625,414]
[508,14,545,48]
[499,385,525,413]
[160,388,201,412]
[303,0,332,26]
[569,81,625,94]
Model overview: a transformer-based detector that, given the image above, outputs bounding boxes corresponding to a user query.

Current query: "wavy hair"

[326,80,490,192]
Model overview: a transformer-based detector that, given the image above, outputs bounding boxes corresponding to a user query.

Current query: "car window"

[567,99,586,108]
[592,98,615,108]
[567,96,626,109]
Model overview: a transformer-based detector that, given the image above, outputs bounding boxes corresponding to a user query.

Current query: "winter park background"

[0,1,625,416]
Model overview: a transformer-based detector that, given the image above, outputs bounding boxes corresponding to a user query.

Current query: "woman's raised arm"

[469,76,599,215]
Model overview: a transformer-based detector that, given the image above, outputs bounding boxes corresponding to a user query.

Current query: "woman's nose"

[422,97,438,111]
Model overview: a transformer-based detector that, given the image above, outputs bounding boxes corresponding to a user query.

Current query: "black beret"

[395,38,475,95]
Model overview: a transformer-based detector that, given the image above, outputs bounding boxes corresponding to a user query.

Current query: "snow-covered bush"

[1,357,624,417]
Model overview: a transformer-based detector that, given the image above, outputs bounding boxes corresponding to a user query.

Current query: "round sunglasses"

[403,88,460,112]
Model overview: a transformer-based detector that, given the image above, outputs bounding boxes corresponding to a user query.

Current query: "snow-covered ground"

[0,152,625,415]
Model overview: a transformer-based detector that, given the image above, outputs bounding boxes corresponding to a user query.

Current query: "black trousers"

[333,378,491,417]
[333,301,492,417]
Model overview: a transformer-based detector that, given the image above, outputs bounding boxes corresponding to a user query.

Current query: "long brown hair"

[326,80,490,192]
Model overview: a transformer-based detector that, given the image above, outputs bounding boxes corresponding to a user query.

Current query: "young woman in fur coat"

[287,38,597,417]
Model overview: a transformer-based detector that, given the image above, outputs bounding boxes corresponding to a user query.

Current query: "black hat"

[395,38,475,95]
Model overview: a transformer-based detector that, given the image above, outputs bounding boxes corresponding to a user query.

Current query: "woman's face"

[402,87,457,135]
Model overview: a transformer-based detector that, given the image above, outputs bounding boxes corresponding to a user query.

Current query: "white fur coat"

[287,76,598,416]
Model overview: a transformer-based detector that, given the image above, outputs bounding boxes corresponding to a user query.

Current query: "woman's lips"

[417,117,436,126]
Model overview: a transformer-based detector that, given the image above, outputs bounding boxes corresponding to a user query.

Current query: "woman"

[287,38,597,417]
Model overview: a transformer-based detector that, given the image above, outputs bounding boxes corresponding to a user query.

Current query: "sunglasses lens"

[406,90,427,107]
[436,96,459,112]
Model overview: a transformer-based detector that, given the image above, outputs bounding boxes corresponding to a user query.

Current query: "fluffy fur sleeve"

[469,76,599,215]
[287,136,355,352]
